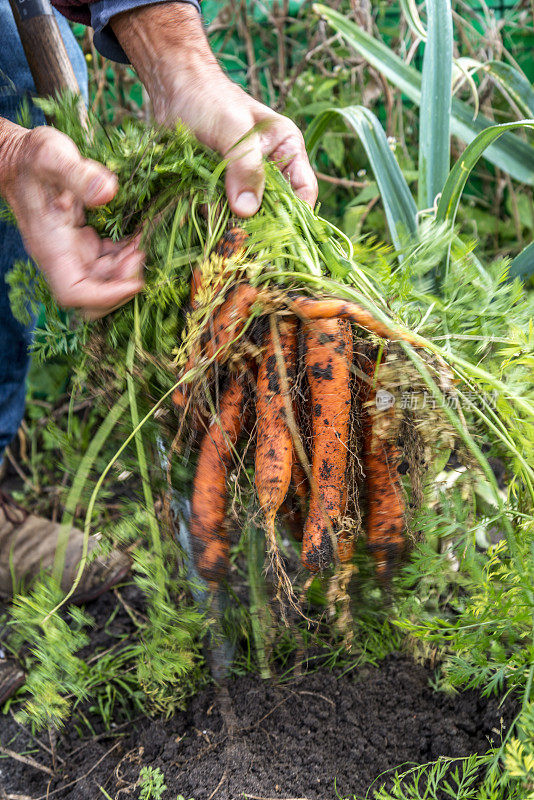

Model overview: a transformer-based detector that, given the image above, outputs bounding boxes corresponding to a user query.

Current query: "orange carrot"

[301,318,353,571]
[190,374,246,585]
[203,283,258,361]
[213,226,248,259]
[189,267,203,309]
[173,283,258,410]
[289,296,422,348]
[174,228,249,410]
[357,348,406,582]
[255,317,297,544]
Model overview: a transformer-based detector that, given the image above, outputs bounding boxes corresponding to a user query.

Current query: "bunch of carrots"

[173,228,425,593]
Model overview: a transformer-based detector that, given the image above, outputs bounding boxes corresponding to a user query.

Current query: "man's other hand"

[0,124,144,319]
[111,4,318,218]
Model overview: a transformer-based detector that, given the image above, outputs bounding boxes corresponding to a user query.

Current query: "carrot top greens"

[6,93,532,513]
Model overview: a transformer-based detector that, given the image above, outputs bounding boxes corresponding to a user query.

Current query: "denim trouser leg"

[0,0,88,459]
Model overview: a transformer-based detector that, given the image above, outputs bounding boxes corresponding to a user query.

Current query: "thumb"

[224,133,265,218]
[77,158,118,207]
[37,130,118,207]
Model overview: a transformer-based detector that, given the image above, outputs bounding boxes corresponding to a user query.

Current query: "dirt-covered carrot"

[301,318,353,571]
[357,347,406,582]
[174,229,250,410]
[203,283,258,361]
[173,282,258,410]
[289,296,422,348]
[190,374,246,585]
[214,226,248,259]
[255,317,297,546]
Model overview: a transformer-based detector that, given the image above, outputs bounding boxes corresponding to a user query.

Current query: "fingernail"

[87,176,106,198]
[235,191,260,217]
[88,174,114,200]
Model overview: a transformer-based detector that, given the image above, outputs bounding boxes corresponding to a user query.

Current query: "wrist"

[111,3,223,124]
[0,119,28,198]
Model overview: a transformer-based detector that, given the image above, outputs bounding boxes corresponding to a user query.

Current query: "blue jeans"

[0,0,88,459]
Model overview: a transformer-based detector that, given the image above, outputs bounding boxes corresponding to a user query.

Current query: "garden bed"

[1,585,513,800]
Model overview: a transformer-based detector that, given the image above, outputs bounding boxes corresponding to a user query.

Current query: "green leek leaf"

[419,0,453,208]
[306,106,417,250]
[313,4,534,185]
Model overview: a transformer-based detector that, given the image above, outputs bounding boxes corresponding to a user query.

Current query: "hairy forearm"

[111,4,226,128]
[111,1,317,214]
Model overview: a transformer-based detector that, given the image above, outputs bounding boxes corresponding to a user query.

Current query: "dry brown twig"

[314,171,368,189]
[0,746,54,777]
[243,795,313,800]
[207,769,227,800]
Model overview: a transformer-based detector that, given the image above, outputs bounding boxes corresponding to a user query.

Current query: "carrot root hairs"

[255,316,298,602]
[357,348,406,583]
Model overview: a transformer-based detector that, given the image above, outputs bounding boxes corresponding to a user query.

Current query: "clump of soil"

[2,648,511,800]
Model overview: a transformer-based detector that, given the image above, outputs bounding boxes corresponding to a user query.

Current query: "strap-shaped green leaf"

[314,4,534,185]
[419,0,453,209]
[476,61,534,119]
[452,59,534,120]
[399,0,427,39]
[436,120,534,226]
[509,241,534,280]
[306,105,417,250]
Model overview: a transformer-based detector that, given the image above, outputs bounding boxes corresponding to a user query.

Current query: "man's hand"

[0,122,144,319]
[111,4,318,218]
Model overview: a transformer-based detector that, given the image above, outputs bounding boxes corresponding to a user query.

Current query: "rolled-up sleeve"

[91,0,201,62]
[50,0,201,63]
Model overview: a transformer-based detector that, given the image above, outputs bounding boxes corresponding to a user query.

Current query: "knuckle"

[276,114,304,142]
[31,130,77,174]
[271,128,307,160]
[28,126,53,146]
[33,141,61,171]
[35,143,56,169]
[288,128,307,152]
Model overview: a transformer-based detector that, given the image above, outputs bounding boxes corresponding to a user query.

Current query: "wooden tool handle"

[8,0,81,98]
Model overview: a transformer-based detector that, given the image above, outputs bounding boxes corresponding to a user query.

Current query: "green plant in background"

[8,580,91,729]
[7,521,205,730]
[357,754,524,800]
[307,2,534,281]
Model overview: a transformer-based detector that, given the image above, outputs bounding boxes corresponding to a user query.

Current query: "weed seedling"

[138,765,167,799]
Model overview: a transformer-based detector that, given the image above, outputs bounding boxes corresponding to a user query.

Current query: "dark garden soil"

[1,580,513,800]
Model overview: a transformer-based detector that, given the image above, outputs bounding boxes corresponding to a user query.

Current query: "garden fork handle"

[8,0,81,102]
